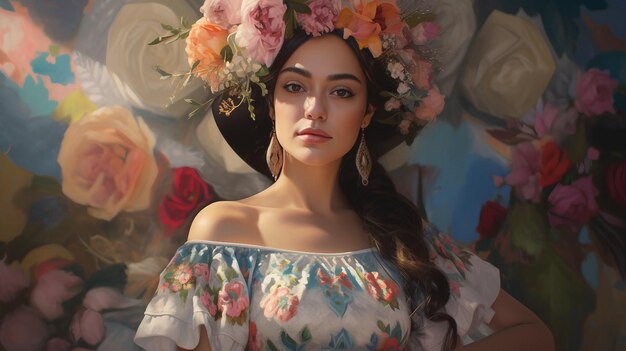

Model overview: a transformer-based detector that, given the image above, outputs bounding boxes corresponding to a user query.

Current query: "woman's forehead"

[281,35,365,80]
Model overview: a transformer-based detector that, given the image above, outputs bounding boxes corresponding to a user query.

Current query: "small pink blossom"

[413,87,445,121]
[200,290,218,316]
[587,147,600,161]
[218,281,249,318]
[534,102,559,138]
[200,0,243,28]
[297,0,338,37]
[31,270,83,320]
[0,258,29,303]
[575,68,618,116]
[0,306,51,351]
[384,97,402,111]
[505,142,542,203]
[236,0,287,67]
[410,22,440,45]
[70,308,105,346]
[548,176,599,232]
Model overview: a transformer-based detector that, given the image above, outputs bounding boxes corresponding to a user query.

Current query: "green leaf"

[300,326,312,343]
[184,99,201,106]
[284,9,297,39]
[190,60,200,73]
[377,320,387,332]
[267,340,279,351]
[508,202,549,256]
[148,34,177,45]
[188,106,204,118]
[161,23,175,31]
[280,331,297,350]
[221,45,234,62]
[0,0,15,11]
[288,0,311,14]
[563,115,588,164]
[155,66,172,79]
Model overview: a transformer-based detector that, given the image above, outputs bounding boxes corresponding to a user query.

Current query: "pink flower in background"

[505,142,542,203]
[30,270,83,320]
[200,0,243,28]
[57,106,158,221]
[0,306,51,351]
[548,176,599,232]
[70,308,105,346]
[297,0,338,36]
[534,103,578,139]
[236,0,287,66]
[0,258,28,303]
[534,102,559,138]
[218,281,249,318]
[45,338,71,351]
[575,68,618,116]
[413,87,445,121]
[410,22,440,45]
[186,18,229,91]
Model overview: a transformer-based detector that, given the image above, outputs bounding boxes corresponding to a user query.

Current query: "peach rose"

[186,18,229,92]
[57,106,158,220]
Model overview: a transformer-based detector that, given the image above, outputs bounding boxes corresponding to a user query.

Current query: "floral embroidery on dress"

[265,326,312,351]
[260,285,300,322]
[367,321,406,351]
[323,328,354,350]
[363,272,400,310]
[161,261,196,302]
[424,224,473,279]
[317,269,354,317]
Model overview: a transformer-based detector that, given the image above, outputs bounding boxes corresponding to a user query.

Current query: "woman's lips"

[296,128,332,143]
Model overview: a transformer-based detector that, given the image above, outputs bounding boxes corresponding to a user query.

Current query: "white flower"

[397,82,410,95]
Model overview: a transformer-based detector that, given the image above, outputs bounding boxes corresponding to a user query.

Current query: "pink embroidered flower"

[30,270,83,320]
[218,281,249,318]
[410,21,440,45]
[200,290,218,316]
[260,286,299,322]
[413,86,445,121]
[0,306,51,351]
[200,0,243,28]
[236,0,287,67]
[247,321,260,351]
[364,272,399,306]
[0,258,28,303]
[575,68,618,116]
[174,264,193,285]
[194,263,210,282]
[297,0,339,37]
[548,175,599,232]
[186,18,229,91]
[505,142,542,203]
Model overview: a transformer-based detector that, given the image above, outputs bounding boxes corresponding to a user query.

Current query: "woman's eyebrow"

[279,66,362,84]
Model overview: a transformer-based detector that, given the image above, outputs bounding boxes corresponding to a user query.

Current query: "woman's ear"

[362,103,375,128]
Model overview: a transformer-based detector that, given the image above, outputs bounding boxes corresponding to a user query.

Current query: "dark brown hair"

[265,29,458,350]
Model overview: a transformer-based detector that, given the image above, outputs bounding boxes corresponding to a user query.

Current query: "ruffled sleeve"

[135,243,255,351]
[408,222,501,350]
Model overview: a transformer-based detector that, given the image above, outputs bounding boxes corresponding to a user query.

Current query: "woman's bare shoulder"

[187,200,260,244]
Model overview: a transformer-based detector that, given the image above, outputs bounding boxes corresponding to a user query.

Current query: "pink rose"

[0,258,28,303]
[534,103,578,138]
[45,338,71,351]
[413,86,445,121]
[548,176,599,232]
[57,106,158,221]
[70,308,105,346]
[31,270,83,320]
[186,18,229,92]
[0,306,51,351]
[575,68,619,116]
[200,0,243,28]
[410,21,440,45]
[236,0,287,67]
[297,0,338,37]
[218,281,249,318]
[505,142,542,202]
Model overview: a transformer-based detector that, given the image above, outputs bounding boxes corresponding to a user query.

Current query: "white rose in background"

[429,0,476,95]
[460,11,556,120]
[105,1,207,118]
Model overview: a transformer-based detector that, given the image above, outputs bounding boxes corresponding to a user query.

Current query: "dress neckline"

[185,239,377,256]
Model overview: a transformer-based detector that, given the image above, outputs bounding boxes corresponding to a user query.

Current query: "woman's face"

[273,34,373,168]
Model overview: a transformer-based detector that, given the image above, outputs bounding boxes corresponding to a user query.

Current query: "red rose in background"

[159,167,217,235]
[539,141,571,187]
[476,200,507,240]
[606,160,626,207]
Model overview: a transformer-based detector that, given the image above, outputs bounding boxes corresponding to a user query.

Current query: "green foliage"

[508,202,548,256]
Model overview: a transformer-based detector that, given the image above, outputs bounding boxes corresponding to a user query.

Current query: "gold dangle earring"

[356,127,371,186]
[266,123,283,181]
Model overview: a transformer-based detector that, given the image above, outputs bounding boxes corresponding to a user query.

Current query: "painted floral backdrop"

[0,0,625,351]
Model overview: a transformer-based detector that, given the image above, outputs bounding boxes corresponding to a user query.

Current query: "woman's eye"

[283,83,304,93]
[332,88,354,98]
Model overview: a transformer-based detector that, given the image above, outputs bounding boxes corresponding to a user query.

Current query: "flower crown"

[152,0,444,144]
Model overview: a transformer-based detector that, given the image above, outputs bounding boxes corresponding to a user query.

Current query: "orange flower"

[185,18,229,91]
[336,0,402,57]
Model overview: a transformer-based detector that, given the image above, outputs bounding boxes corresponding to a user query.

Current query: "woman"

[135,1,554,350]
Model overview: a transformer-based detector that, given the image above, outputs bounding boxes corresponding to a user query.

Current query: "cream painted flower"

[57,106,158,220]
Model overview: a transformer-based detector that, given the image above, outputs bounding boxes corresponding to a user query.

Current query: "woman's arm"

[176,326,212,351]
[456,289,554,351]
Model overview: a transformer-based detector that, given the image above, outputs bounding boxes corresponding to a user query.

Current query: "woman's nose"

[304,95,327,120]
